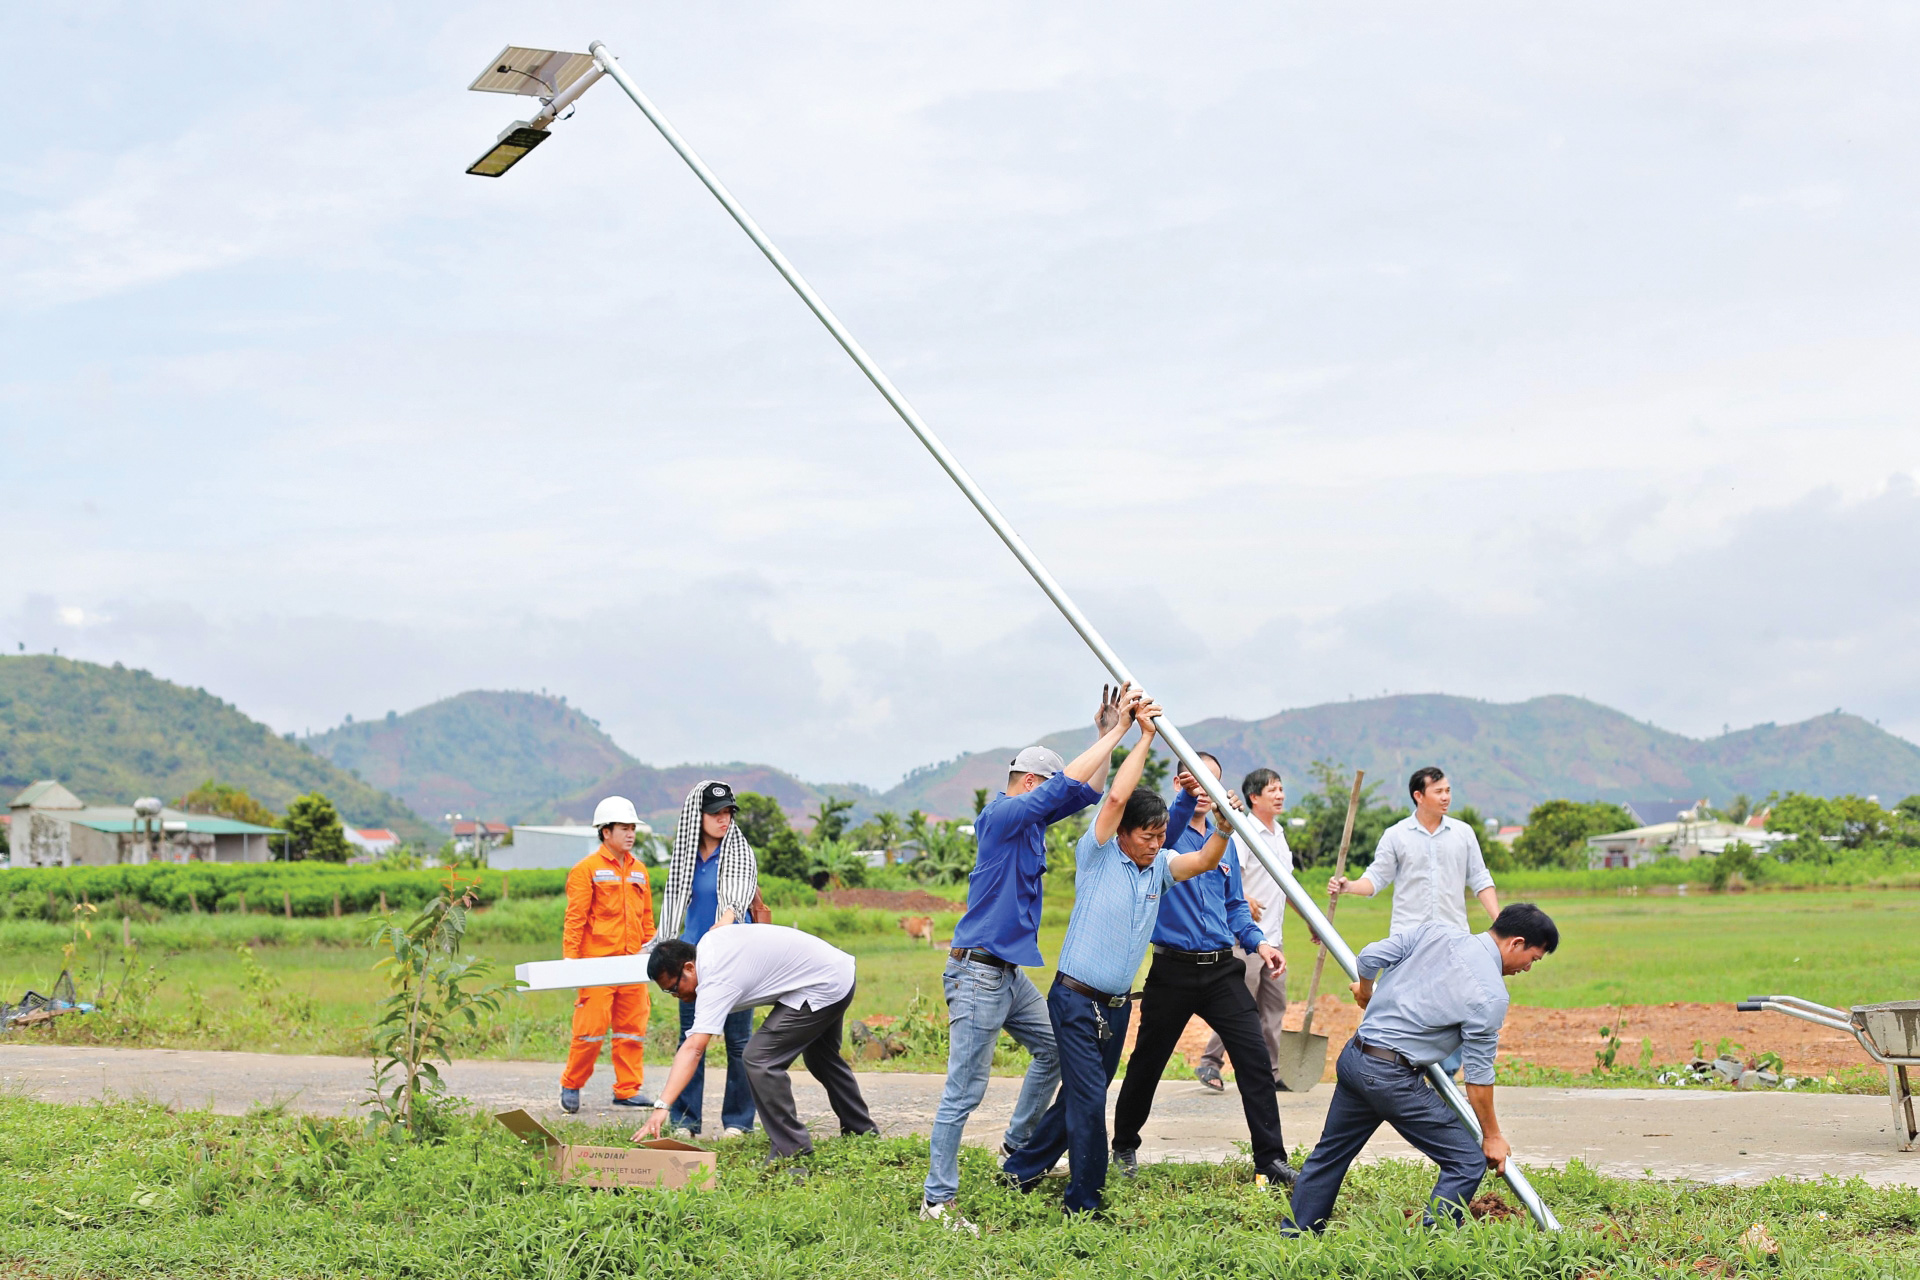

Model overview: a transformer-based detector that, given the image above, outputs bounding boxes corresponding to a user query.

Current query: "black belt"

[950,947,1016,972]
[1056,973,1129,1008]
[1152,945,1234,965]
[1358,1040,1420,1070]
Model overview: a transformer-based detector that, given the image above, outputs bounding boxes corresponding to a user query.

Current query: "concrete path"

[3,1044,1914,1188]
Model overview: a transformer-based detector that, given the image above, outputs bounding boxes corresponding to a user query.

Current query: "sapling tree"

[365,876,515,1138]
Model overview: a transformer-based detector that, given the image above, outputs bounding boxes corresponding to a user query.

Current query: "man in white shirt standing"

[1328,766,1499,1076]
[635,924,877,1160]
[1195,766,1302,1092]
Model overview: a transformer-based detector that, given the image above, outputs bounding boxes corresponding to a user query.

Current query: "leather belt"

[950,947,1016,972]
[1153,945,1234,965]
[1056,974,1129,1008]
[1358,1040,1419,1069]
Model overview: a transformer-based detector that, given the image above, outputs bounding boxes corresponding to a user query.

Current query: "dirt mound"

[816,888,965,914]
[1137,995,1873,1081]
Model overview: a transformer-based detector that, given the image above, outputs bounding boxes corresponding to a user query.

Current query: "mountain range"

[10,654,1919,839]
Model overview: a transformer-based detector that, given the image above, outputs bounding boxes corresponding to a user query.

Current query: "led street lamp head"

[467,123,549,177]
[465,46,604,177]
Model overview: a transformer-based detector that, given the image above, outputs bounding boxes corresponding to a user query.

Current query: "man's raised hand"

[1132,697,1162,736]
[1094,681,1134,735]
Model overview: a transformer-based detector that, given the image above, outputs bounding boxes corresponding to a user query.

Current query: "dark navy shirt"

[683,849,721,944]
[1151,788,1262,953]
[949,771,1101,967]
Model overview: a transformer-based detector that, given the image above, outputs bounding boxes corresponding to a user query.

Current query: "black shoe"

[611,1093,656,1108]
[1256,1160,1298,1189]
[1113,1147,1139,1179]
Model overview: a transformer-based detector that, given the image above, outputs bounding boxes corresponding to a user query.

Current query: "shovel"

[1272,769,1364,1093]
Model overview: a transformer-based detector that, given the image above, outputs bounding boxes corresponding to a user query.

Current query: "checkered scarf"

[657,779,759,940]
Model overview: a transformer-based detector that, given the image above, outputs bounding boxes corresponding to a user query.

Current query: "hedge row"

[0,864,816,920]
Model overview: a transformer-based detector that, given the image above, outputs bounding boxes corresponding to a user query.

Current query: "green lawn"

[2,889,1915,1066]
[0,1097,1915,1278]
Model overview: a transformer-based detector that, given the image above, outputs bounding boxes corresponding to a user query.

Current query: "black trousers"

[1110,952,1286,1168]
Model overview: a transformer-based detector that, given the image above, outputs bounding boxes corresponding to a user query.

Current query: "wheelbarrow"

[1736,994,1920,1151]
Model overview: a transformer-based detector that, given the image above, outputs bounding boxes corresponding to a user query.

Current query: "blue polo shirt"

[949,770,1101,967]
[682,850,721,944]
[1152,789,1262,953]
[1055,822,1175,996]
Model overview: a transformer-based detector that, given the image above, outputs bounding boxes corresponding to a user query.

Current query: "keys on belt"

[1152,945,1234,965]
[1056,973,1129,1007]
[949,948,1015,972]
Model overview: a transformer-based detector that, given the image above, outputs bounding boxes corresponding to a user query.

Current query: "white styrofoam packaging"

[514,954,651,991]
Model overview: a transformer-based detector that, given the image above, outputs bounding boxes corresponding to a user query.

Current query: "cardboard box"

[495,1110,717,1190]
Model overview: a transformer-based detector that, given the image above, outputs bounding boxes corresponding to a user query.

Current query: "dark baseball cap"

[701,781,739,814]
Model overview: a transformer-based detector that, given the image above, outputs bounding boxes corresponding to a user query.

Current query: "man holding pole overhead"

[1107,755,1293,1187]
[919,683,1140,1233]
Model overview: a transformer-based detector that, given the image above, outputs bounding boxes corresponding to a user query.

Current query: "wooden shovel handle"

[1298,769,1364,1038]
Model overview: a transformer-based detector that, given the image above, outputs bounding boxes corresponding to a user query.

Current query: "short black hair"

[1194,751,1221,775]
[1118,789,1169,834]
[1490,902,1558,953]
[1242,767,1281,800]
[1409,766,1446,800]
[647,938,698,985]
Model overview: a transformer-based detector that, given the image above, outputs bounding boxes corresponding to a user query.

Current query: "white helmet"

[592,796,641,827]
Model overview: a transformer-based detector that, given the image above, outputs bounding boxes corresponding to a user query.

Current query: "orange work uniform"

[559,843,656,1098]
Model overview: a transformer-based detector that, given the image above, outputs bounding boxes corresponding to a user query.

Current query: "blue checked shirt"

[1055,821,1174,997]
[1354,921,1509,1085]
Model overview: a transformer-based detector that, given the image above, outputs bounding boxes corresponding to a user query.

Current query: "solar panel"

[468,47,597,97]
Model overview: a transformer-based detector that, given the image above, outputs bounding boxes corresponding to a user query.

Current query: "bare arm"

[1091,696,1159,845]
[1169,823,1230,882]
[1476,886,1500,919]
[1065,683,1137,787]
[632,1032,713,1140]
[1329,874,1377,897]
[1466,1083,1508,1171]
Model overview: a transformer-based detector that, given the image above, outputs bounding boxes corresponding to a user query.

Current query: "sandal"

[1195,1063,1225,1092]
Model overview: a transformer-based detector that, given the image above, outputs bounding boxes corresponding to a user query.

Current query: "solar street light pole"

[565,38,1559,1231]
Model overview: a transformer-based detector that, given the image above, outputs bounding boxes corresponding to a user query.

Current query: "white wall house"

[6,781,277,867]
[1586,819,1793,870]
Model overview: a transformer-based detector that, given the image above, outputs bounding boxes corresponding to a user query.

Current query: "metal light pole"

[466,39,1560,1230]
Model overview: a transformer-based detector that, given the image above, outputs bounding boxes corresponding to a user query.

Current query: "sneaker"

[994,1140,1018,1161]
[1113,1146,1140,1179]
[721,1126,747,1139]
[559,1087,580,1114]
[919,1199,980,1237]
[611,1093,656,1108]
[1195,1064,1225,1092]
[1255,1160,1298,1189]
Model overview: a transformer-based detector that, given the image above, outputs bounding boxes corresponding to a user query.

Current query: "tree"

[1112,745,1170,797]
[175,780,279,828]
[1768,792,1892,853]
[735,792,807,883]
[907,810,977,887]
[1721,793,1753,824]
[1282,761,1404,870]
[811,796,855,845]
[806,838,866,890]
[1510,799,1637,870]
[283,792,351,863]
[972,788,989,817]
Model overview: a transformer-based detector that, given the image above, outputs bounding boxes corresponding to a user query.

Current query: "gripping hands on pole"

[582,38,1558,1232]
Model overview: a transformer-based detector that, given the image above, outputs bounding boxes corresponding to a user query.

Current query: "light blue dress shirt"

[1354,920,1509,1085]
[1054,823,1174,997]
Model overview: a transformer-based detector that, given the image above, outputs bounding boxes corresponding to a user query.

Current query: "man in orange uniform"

[559,796,657,1113]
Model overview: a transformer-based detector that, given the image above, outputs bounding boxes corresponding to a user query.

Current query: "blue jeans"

[1001,979,1130,1215]
[1284,1037,1487,1233]
[671,998,756,1135]
[922,957,1060,1205]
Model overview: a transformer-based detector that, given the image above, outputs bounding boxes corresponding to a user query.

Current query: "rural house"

[5,780,278,868]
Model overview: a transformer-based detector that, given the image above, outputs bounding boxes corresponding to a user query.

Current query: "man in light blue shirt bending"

[1283,903,1558,1233]
[1000,695,1234,1215]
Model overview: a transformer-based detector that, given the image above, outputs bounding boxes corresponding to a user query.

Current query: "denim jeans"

[671,998,756,1135]
[922,956,1060,1205]
[1283,1036,1487,1233]
[1001,979,1131,1214]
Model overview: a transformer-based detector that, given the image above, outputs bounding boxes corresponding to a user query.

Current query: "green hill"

[306,691,873,832]
[874,694,1920,822]
[0,656,428,839]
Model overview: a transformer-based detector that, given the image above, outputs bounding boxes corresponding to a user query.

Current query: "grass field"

[1,1096,1915,1278]
[2,888,1915,1069]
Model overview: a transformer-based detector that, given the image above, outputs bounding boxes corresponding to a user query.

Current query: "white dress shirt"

[1365,813,1495,935]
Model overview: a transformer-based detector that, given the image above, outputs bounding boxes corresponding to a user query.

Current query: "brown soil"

[1133,995,1874,1081]
[815,888,965,914]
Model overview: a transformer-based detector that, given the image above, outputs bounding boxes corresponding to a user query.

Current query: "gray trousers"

[742,986,876,1157]
[1200,945,1288,1078]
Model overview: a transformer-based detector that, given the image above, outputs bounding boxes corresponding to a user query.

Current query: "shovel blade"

[1273,1030,1328,1093]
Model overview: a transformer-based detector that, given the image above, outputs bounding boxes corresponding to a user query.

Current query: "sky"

[5,2,1918,789]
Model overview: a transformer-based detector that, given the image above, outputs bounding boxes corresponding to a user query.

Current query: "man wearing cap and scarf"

[920,683,1142,1234]
[657,780,760,1138]
[559,795,657,1114]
